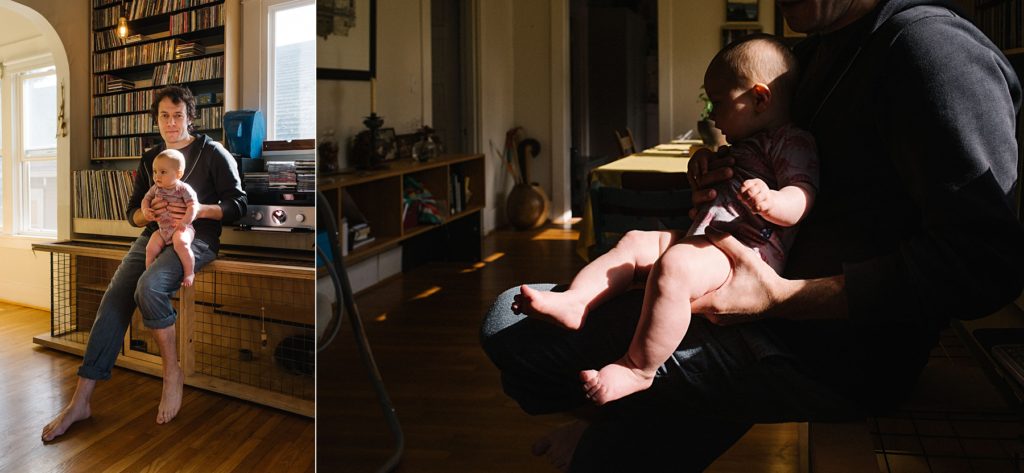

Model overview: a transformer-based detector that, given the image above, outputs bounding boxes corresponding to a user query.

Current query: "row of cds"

[92,136,162,159]
[94,106,224,138]
[93,0,222,29]
[170,4,224,36]
[153,55,223,86]
[93,38,178,73]
[94,88,155,116]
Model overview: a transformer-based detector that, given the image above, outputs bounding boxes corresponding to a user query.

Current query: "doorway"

[431,0,467,154]
[569,0,658,215]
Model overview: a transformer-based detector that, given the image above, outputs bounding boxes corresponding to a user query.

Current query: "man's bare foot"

[531,420,590,472]
[580,358,654,405]
[181,273,195,287]
[41,401,91,442]
[156,366,184,424]
[512,285,588,330]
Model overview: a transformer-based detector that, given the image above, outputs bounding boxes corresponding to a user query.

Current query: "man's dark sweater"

[125,133,247,254]
[774,0,1024,408]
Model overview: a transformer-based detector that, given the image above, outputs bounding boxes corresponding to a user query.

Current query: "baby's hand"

[739,178,774,214]
[142,208,157,221]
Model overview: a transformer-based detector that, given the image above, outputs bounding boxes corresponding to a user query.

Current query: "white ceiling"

[0,8,42,48]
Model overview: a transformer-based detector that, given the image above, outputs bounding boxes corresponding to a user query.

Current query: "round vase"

[506,182,549,230]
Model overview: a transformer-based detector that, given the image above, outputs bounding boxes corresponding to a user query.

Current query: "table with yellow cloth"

[576,152,693,260]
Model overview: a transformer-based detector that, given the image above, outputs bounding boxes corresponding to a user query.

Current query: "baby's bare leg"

[145,233,167,268]
[172,227,196,287]
[514,230,678,330]
[582,236,731,404]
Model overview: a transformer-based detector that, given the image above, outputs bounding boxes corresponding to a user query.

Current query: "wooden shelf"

[94,102,223,119]
[72,218,316,251]
[94,26,225,54]
[34,239,314,416]
[89,0,235,169]
[320,154,486,271]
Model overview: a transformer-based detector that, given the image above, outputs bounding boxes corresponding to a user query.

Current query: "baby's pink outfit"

[144,181,198,243]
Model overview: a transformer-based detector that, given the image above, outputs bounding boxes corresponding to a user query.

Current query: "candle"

[370,78,376,114]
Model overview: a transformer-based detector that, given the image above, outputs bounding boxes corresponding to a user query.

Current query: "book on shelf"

[351,236,376,251]
[340,218,349,257]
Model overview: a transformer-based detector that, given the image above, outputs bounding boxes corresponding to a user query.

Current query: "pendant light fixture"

[116,0,128,39]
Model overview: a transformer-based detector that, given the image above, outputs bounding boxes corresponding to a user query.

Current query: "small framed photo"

[726,0,758,22]
[378,127,396,161]
[722,23,762,48]
[395,132,420,160]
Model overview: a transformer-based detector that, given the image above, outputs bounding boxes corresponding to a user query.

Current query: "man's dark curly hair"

[150,85,197,131]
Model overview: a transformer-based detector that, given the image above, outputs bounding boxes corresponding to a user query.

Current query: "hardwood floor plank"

[0,304,312,472]
[318,226,799,472]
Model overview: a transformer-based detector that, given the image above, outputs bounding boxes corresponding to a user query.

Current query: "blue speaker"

[223,110,266,159]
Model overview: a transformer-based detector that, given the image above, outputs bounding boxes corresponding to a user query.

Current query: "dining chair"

[614,129,637,157]
[589,184,693,258]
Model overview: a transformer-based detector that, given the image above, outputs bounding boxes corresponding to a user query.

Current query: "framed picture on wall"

[317,0,377,80]
[726,0,758,22]
[722,23,762,48]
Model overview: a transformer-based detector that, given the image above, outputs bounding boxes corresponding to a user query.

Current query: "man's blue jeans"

[77,232,215,381]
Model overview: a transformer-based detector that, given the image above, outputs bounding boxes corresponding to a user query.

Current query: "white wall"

[476,0,515,232]
[659,0,775,142]
[1,0,81,309]
[316,0,431,169]
[0,40,51,308]
[0,245,49,309]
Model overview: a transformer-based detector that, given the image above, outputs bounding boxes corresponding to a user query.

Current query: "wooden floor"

[1,304,314,473]
[317,226,800,472]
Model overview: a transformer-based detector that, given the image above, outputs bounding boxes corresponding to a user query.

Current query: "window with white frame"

[2,60,57,237]
[267,0,315,140]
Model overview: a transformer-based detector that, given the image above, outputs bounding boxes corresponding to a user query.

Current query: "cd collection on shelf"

[91,0,228,163]
[152,55,224,86]
[93,106,223,138]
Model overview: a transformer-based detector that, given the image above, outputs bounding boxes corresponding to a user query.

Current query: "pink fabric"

[144,181,198,243]
[687,124,819,272]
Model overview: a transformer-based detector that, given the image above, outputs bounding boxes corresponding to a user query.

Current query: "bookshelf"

[78,0,256,244]
[318,154,486,271]
[90,0,235,161]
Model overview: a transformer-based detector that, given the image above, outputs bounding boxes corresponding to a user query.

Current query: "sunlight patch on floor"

[410,286,442,301]
[460,262,487,274]
[374,313,388,322]
[483,252,505,263]
[532,228,579,241]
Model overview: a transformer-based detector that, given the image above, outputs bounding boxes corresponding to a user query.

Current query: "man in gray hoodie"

[482,1,1024,470]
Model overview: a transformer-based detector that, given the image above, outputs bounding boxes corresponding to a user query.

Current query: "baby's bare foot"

[580,359,654,405]
[181,273,195,287]
[41,400,91,442]
[513,285,588,330]
[156,367,184,424]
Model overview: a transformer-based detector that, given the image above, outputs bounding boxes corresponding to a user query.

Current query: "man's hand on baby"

[738,178,773,214]
[690,225,784,323]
